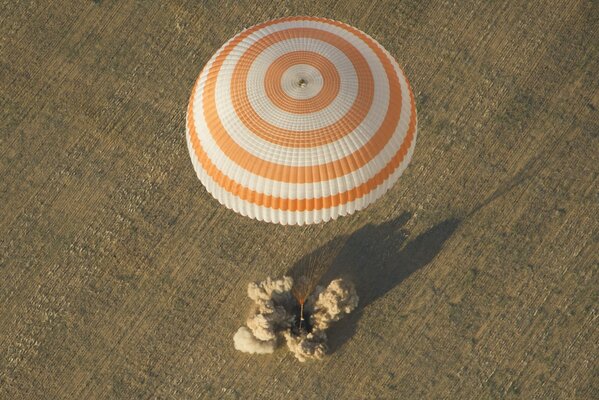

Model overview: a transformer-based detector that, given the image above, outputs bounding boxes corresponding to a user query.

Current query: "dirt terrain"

[1,1,597,399]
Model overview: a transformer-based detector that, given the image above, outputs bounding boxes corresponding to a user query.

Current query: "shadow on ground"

[288,213,460,352]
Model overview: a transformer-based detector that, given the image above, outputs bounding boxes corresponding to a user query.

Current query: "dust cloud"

[234,276,358,361]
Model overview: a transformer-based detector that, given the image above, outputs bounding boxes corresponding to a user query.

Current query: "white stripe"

[280,64,323,100]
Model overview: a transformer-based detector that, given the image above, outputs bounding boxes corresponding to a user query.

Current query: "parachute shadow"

[289,213,460,353]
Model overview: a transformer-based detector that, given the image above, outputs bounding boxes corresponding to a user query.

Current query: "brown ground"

[1,1,598,399]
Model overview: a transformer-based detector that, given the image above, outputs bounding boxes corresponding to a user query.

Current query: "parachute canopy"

[186,16,417,224]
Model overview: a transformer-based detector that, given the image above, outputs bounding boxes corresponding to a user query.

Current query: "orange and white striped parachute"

[186,17,417,225]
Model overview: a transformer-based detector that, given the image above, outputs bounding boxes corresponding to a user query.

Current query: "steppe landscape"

[1,0,597,398]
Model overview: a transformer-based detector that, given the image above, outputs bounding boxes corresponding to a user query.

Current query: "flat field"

[1,1,597,398]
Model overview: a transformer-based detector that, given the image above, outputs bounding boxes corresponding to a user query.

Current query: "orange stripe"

[187,83,416,212]
[264,51,340,114]
[196,17,404,184]
[227,28,373,147]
